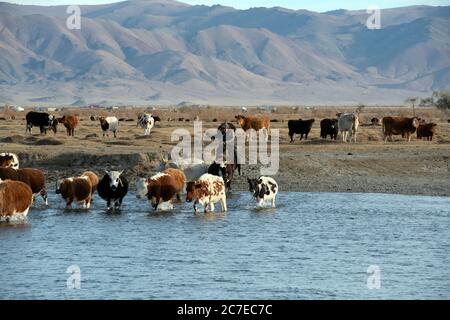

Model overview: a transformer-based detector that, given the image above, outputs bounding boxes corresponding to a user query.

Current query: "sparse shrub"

[433,91,450,114]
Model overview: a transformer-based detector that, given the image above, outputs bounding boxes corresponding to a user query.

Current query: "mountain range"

[0,0,449,106]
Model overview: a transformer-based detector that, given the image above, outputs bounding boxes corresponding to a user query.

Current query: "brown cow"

[0,167,48,205]
[57,115,79,136]
[417,123,438,141]
[136,168,186,210]
[382,116,420,142]
[235,115,270,141]
[81,171,99,203]
[56,176,92,209]
[0,179,33,218]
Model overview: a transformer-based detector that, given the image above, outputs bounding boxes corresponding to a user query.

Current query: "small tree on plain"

[405,97,418,117]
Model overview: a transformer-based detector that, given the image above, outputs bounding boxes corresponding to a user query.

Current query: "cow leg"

[257,198,264,207]
[300,133,303,141]
[289,133,294,143]
[220,197,227,212]
[113,131,117,138]
[272,197,276,208]
[193,201,199,214]
[40,189,48,205]
[107,199,112,211]
[209,202,215,212]
[176,193,181,202]
[115,198,123,209]
[66,198,73,209]
[85,196,91,209]
[204,203,210,214]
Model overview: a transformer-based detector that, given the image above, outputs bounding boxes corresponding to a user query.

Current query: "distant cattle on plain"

[26,111,58,135]
[382,116,420,142]
[337,113,359,143]
[288,119,314,142]
[57,115,79,136]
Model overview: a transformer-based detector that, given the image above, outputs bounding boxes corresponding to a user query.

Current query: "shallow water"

[0,191,449,300]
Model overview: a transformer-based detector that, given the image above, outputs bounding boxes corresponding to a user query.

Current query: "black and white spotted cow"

[247,176,278,208]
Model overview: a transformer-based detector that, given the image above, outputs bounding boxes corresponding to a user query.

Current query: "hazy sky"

[7,0,450,12]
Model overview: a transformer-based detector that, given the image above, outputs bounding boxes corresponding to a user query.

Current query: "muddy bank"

[1,106,449,197]
[13,148,450,197]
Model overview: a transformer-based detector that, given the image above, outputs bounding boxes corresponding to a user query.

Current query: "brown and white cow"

[57,115,79,136]
[56,176,92,209]
[186,173,227,214]
[0,179,33,219]
[235,115,270,141]
[136,168,186,210]
[417,123,438,141]
[81,171,99,202]
[382,116,420,142]
[0,152,19,169]
[0,167,48,205]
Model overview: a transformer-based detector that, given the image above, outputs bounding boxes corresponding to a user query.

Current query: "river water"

[1,191,449,299]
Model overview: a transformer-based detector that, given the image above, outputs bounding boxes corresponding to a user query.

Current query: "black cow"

[320,118,338,140]
[217,122,236,137]
[208,161,239,190]
[216,122,241,183]
[25,111,58,135]
[97,171,128,211]
[288,119,315,142]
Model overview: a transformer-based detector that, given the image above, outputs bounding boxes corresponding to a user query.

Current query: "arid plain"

[0,106,449,196]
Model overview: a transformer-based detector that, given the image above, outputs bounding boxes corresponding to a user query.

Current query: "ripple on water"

[0,191,449,299]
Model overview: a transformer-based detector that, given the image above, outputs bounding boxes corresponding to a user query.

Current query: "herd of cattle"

[22,110,438,142]
[0,149,278,219]
[0,109,442,220]
[288,113,438,142]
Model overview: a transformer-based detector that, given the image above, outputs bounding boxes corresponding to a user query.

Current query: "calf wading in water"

[0,179,33,219]
[186,173,227,214]
[0,167,48,205]
[136,168,185,211]
[97,171,128,211]
[247,176,278,208]
[56,176,92,209]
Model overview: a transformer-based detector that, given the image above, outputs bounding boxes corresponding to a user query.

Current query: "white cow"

[337,113,359,143]
[137,113,155,135]
[247,176,278,208]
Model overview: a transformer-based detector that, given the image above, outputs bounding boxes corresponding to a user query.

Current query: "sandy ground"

[0,106,449,197]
